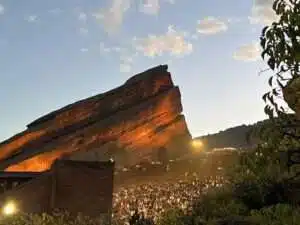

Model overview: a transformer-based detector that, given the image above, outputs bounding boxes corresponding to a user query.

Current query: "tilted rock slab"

[0,65,191,172]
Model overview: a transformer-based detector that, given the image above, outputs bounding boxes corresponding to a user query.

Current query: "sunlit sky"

[0,0,278,141]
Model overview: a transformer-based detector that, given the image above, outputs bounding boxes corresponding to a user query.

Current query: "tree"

[260,0,300,118]
[260,0,300,176]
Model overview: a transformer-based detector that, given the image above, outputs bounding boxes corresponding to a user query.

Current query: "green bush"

[250,204,300,225]
[191,188,249,221]
[128,211,154,225]
[206,216,257,225]
[0,211,106,225]
[157,209,185,225]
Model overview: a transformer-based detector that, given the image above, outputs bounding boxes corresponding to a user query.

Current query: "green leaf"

[261,50,269,60]
[260,37,267,49]
[268,57,276,70]
[264,105,274,118]
[262,93,269,102]
[268,76,274,86]
[277,79,285,89]
[267,95,275,106]
[262,26,269,36]
[272,88,279,96]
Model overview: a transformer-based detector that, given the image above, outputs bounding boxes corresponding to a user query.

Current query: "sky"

[0,0,279,141]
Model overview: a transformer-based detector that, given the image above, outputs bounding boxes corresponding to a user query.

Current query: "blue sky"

[0,0,278,141]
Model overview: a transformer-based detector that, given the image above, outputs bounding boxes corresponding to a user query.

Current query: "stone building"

[0,160,114,221]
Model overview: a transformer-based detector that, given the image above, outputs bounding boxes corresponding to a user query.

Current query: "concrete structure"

[0,160,114,221]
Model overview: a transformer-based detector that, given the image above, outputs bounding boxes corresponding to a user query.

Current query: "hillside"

[194,119,270,150]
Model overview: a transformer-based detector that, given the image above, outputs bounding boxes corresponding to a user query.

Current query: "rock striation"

[0,65,191,172]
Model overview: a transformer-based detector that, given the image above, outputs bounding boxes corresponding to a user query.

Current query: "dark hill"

[194,120,270,150]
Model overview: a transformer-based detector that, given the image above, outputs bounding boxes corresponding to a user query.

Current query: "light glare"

[192,140,203,148]
[3,201,17,215]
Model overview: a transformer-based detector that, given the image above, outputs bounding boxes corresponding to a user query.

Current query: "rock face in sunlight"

[0,65,191,172]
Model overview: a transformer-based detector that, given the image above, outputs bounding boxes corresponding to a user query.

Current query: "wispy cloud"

[93,0,176,33]
[78,12,87,23]
[48,8,63,15]
[165,0,175,4]
[133,25,193,58]
[139,0,176,15]
[226,17,243,24]
[0,4,4,15]
[249,0,278,25]
[93,0,131,34]
[100,42,113,54]
[119,52,136,73]
[233,42,261,62]
[197,17,228,35]
[25,15,38,23]
[80,48,89,52]
[120,63,132,73]
[78,27,88,35]
[139,0,160,15]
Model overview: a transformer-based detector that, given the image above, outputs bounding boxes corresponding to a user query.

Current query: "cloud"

[0,4,4,15]
[80,48,89,52]
[79,27,88,35]
[100,42,112,54]
[48,8,63,14]
[120,63,132,73]
[26,15,38,23]
[165,0,175,3]
[133,25,193,57]
[249,0,278,25]
[119,54,134,73]
[197,17,228,35]
[78,12,87,22]
[112,46,122,52]
[93,0,176,32]
[93,0,131,34]
[227,17,243,24]
[140,0,160,15]
[139,0,175,15]
[233,42,261,62]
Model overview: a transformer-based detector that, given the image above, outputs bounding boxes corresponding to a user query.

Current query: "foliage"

[227,140,300,208]
[129,211,154,225]
[0,211,107,225]
[131,2,300,224]
[157,209,186,225]
[191,188,249,221]
[250,204,300,225]
[260,0,300,118]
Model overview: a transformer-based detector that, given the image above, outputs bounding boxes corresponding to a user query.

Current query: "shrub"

[191,188,249,221]
[250,204,300,225]
[0,211,106,225]
[157,209,185,225]
[128,211,154,225]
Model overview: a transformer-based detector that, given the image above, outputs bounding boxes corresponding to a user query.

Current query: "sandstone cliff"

[0,65,191,172]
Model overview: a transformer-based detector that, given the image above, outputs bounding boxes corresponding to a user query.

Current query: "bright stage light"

[2,201,17,216]
[191,139,203,148]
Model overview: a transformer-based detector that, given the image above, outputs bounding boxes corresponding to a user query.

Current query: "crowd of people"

[111,173,227,224]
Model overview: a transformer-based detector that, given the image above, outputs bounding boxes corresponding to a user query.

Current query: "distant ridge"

[194,119,270,150]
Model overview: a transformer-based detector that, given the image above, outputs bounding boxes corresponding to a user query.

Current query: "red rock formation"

[0,65,191,172]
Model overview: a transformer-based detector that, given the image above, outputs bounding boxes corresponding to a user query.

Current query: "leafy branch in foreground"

[260,0,300,118]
